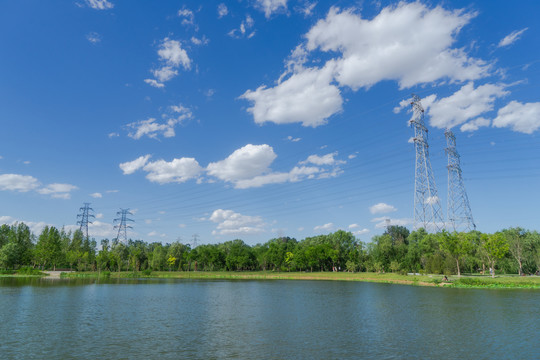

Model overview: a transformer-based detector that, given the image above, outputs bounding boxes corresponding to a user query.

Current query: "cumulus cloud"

[295,1,317,17]
[37,183,78,199]
[300,152,344,166]
[242,2,489,127]
[0,174,40,192]
[424,82,509,130]
[119,155,151,175]
[353,228,370,237]
[492,101,540,134]
[498,28,528,48]
[0,215,50,235]
[0,174,77,199]
[207,144,277,183]
[210,209,266,236]
[306,4,487,90]
[241,62,342,127]
[460,117,491,132]
[122,144,345,188]
[90,192,102,198]
[85,0,113,10]
[369,202,397,214]
[254,0,288,18]
[314,222,333,232]
[145,38,191,87]
[143,158,203,184]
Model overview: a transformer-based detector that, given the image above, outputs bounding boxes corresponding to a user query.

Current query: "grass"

[58,270,540,289]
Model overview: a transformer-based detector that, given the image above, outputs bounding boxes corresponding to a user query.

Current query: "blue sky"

[1,0,539,245]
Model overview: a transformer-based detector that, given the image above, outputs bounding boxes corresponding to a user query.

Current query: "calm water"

[0,278,538,359]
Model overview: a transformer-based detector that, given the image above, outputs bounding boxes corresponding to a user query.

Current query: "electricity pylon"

[113,208,134,243]
[409,95,444,232]
[445,129,476,232]
[77,203,95,239]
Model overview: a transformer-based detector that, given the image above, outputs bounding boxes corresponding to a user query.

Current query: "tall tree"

[481,233,509,278]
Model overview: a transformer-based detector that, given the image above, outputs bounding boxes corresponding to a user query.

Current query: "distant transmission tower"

[191,234,199,248]
[77,203,95,239]
[113,209,134,243]
[409,95,444,232]
[445,129,476,232]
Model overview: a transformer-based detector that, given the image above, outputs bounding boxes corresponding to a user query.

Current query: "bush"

[17,267,43,275]
[142,269,152,276]
[0,269,16,274]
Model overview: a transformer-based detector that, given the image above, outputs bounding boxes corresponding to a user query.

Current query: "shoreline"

[51,271,540,289]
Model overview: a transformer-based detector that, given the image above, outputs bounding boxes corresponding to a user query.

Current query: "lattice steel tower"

[409,95,444,232]
[77,203,95,239]
[445,129,476,232]
[113,208,134,243]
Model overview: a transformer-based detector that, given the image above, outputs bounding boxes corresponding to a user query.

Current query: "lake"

[0,277,538,359]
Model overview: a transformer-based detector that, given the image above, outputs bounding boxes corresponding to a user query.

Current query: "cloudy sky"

[1,0,539,244]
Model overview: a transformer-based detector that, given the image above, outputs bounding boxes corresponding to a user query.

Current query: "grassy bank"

[58,271,540,289]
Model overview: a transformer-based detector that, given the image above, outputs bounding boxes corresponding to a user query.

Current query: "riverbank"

[57,271,540,289]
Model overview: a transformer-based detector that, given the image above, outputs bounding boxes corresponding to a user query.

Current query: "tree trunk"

[456,258,461,277]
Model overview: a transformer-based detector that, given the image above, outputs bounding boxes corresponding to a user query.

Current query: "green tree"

[481,233,509,278]
[438,230,473,277]
[502,227,529,275]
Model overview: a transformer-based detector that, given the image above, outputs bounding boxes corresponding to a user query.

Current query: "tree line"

[1,222,539,277]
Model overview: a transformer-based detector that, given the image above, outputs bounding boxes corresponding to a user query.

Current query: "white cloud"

[353,229,370,236]
[144,79,165,88]
[145,38,191,87]
[287,136,301,142]
[0,216,50,235]
[142,158,203,184]
[234,165,320,189]
[306,4,488,90]
[228,15,256,39]
[210,209,266,236]
[492,101,540,134]
[178,8,194,26]
[425,82,508,130]
[0,174,40,192]
[86,32,101,44]
[241,62,342,127]
[243,2,490,127]
[191,36,209,46]
[96,213,104,219]
[426,196,440,205]
[296,1,316,17]
[217,3,228,18]
[460,117,490,132]
[349,224,359,229]
[85,0,113,10]
[369,202,397,214]
[371,217,412,229]
[498,28,528,48]
[37,183,78,199]
[207,144,277,183]
[108,132,120,138]
[90,192,102,198]
[119,155,151,175]
[254,0,288,18]
[178,223,186,228]
[300,152,344,166]
[314,222,333,232]
[126,106,192,140]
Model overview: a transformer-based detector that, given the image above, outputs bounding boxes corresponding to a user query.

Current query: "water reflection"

[0,278,538,359]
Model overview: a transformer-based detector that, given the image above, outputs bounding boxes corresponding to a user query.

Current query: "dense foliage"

[1,223,539,276]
